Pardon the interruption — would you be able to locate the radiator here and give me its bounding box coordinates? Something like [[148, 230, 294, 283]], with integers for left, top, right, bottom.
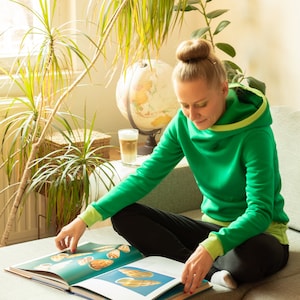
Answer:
[[0, 169, 56, 245], [0, 100, 55, 245]]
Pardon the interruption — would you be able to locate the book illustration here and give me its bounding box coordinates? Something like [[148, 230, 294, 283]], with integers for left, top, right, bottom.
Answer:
[[50, 253, 70, 262], [92, 245, 116, 252], [117, 244, 131, 253], [119, 268, 153, 278], [89, 259, 114, 271], [35, 260, 73, 272], [95, 266, 175, 297], [78, 256, 94, 266], [106, 249, 121, 259], [116, 277, 161, 287], [32, 245, 128, 273], [12, 242, 143, 286]]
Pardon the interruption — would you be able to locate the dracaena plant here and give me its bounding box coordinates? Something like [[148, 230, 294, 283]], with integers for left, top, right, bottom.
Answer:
[[0, 0, 189, 246], [0, 1, 115, 239], [28, 115, 116, 233], [175, 0, 266, 94]]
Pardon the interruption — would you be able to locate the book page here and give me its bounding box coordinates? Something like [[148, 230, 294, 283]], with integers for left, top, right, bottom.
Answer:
[[8, 242, 143, 287], [72, 256, 185, 300]]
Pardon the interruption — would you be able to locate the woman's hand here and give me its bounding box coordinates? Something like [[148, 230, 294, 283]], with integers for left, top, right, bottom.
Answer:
[[182, 245, 213, 294], [55, 217, 87, 253]]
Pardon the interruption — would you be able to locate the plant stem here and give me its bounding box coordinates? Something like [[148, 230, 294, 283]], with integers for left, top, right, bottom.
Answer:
[[199, 0, 215, 51], [0, 0, 129, 246]]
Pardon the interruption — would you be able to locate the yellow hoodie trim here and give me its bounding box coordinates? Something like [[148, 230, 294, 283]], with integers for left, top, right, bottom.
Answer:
[[210, 84, 268, 132], [78, 205, 103, 227], [200, 233, 224, 260]]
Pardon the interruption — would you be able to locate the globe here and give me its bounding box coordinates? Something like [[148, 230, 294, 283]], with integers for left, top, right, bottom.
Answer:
[[116, 59, 179, 153]]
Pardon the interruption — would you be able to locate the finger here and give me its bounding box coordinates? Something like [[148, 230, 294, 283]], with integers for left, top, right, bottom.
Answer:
[[55, 234, 66, 250], [181, 267, 188, 284], [183, 271, 195, 293], [184, 271, 205, 294], [189, 273, 202, 294], [70, 236, 79, 253], [55, 229, 70, 250], [182, 260, 195, 292]]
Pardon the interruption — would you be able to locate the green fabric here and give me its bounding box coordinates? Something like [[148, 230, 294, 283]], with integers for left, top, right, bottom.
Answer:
[[79, 205, 103, 227], [200, 233, 224, 260], [86, 83, 289, 257]]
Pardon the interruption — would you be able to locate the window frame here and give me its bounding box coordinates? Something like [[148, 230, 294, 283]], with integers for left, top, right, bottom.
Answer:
[[0, 0, 78, 98]]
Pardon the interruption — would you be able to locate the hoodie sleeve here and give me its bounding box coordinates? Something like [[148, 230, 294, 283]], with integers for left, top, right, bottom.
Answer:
[[207, 129, 276, 255], [79, 113, 185, 226]]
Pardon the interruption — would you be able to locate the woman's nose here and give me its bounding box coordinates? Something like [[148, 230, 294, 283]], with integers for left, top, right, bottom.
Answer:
[[189, 107, 199, 120]]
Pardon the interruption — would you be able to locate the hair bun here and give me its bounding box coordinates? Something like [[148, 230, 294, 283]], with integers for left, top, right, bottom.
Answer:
[[176, 39, 211, 63]]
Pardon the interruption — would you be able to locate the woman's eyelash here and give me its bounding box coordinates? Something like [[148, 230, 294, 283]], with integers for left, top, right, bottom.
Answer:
[[195, 102, 207, 108], [180, 101, 207, 109]]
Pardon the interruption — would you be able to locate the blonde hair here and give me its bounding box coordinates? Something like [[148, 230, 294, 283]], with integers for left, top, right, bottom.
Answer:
[[173, 39, 227, 87]]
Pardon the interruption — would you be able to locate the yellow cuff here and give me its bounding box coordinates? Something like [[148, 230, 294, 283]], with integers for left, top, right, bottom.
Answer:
[[78, 205, 103, 227], [200, 233, 224, 260]]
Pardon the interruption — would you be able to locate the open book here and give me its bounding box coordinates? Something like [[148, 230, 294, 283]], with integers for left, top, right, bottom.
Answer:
[[6, 242, 211, 300]]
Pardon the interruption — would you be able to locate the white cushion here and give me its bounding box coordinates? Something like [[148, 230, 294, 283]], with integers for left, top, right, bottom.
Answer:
[[271, 106, 300, 231]]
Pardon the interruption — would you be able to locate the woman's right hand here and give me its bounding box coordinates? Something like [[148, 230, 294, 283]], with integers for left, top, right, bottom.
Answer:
[[55, 217, 86, 253], [182, 245, 213, 294]]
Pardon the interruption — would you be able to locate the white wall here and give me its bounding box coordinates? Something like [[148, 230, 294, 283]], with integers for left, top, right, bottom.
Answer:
[[211, 0, 300, 108], [67, 1, 300, 145]]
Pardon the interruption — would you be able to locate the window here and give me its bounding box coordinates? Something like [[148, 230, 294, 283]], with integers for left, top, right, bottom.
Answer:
[[0, 0, 77, 97], [0, 0, 42, 58]]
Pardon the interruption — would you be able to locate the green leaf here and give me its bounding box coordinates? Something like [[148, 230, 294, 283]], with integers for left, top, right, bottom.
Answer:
[[223, 60, 243, 73], [232, 73, 245, 83], [174, 4, 198, 12], [216, 42, 236, 57], [246, 76, 266, 94], [214, 20, 230, 35], [223, 60, 243, 83], [187, 0, 200, 4], [206, 9, 229, 19], [191, 27, 210, 39]]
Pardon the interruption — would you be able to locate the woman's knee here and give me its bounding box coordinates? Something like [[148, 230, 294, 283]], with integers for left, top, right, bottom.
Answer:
[[111, 203, 145, 232], [215, 233, 288, 283]]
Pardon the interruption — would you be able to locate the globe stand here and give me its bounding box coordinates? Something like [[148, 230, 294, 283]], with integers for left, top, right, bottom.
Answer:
[[138, 132, 159, 155]]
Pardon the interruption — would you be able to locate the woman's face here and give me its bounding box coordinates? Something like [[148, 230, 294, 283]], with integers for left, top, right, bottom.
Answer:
[[173, 78, 228, 130]]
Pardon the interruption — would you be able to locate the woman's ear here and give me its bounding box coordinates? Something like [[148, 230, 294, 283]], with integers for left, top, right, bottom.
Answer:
[[221, 81, 229, 96]]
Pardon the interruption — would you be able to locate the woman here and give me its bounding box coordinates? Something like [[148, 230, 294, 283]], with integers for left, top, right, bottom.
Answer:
[[55, 39, 289, 294]]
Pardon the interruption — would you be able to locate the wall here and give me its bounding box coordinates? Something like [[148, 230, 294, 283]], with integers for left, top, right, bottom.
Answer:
[[212, 0, 300, 108], [67, 1, 300, 145]]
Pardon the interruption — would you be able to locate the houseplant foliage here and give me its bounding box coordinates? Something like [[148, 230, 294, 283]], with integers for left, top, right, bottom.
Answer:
[[0, 0, 114, 239], [0, 0, 189, 246], [28, 112, 115, 233]]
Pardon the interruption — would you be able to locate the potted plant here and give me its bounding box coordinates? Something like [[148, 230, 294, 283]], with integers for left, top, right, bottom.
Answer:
[[176, 0, 266, 93], [29, 116, 114, 233], [0, 0, 189, 245]]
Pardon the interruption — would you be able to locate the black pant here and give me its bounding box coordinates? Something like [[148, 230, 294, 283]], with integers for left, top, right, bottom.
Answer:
[[111, 203, 289, 284]]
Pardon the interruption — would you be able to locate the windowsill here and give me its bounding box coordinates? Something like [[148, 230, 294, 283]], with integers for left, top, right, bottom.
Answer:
[[0, 70, 84, 98]]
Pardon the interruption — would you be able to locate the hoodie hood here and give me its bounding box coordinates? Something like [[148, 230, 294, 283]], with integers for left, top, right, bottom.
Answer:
[[211, 83, 271, 133], [186, 83, 272, 148]]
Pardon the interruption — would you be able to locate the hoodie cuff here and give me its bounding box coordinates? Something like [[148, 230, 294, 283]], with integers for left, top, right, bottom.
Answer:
[[200, 233, 224, 260], [78, 205, 103, 227]]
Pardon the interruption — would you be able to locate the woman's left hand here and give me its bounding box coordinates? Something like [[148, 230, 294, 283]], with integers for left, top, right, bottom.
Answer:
[[181, 245, 213, 294]]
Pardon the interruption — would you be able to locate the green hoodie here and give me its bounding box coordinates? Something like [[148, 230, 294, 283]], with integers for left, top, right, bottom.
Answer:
[[80, 83, 289, 260]]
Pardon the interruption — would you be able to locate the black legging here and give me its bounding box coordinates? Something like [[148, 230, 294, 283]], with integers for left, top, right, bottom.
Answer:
[[111, 203, 289, 284]]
